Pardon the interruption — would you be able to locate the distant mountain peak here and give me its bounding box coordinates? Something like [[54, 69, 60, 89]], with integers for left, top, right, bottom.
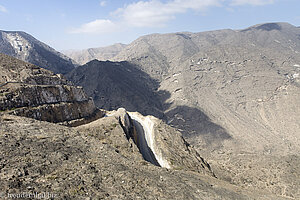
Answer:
[[240, 22, 295, 32], [0, 30, 75, 74], [254, 23, 282, 31], [62, 43, 128, 65]]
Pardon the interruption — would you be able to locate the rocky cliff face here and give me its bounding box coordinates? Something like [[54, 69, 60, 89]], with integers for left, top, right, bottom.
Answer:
[[0, 53, 102, 125], [0, 31, 75, 74]]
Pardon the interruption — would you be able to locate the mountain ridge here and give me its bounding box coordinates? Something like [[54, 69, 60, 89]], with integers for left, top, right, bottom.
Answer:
[[64, 22, 299, 66], [0, 30, 75, 74], [62, 43, 127, 65], [66, 22, 300, 198]]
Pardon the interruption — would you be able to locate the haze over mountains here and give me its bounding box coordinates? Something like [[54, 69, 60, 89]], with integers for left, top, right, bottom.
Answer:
[[1, 22, 300, 199], [63, 43, 127, 65]]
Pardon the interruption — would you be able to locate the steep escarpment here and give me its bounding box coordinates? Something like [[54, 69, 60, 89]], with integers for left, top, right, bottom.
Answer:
[[0, 30, 75, 74], [0, 53, 102, 125]]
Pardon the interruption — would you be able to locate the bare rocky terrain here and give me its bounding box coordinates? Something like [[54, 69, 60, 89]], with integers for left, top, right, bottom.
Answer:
[[0, 54, 286, 199], [1, 22, 300, 199], [0, 114, 286, 200], [66, 22, 300, 199], [0, 30, 75, 74], [0, 53, 102, 126]]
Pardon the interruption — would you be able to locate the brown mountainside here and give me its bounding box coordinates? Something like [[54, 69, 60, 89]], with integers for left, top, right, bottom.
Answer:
[[0, 53, 279, 199], [67, 22, 300, 198]]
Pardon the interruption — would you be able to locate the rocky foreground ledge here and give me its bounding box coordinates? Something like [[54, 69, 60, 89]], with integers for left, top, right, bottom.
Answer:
[[0, 113, 286, 199], [78, 108, 215, 176]]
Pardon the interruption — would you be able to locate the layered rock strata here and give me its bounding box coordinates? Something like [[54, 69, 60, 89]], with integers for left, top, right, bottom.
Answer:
[[0, 53, 102, 125]]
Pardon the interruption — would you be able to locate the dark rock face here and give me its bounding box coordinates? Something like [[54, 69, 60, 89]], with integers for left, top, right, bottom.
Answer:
[[0, 53, 101, 125], [0, 31, 75, 74], [241, 23, 283, 32], [66, 60, 166, 119], [0, 84, 88, 110], [255, 23, 282, 31]]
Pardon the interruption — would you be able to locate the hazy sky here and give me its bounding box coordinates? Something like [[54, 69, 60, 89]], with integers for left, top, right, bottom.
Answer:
[[0, 0, 299, 50]]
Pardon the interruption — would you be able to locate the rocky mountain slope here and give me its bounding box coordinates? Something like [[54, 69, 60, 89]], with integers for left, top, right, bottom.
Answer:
[[0, 48, 290, 199], [0, 112, 287, 199], [66, 60, 165, 119], [66, 22, 300, 198], [0, 53, 101, 126], [0, 30, 75, 74], [63, 43, 127, 65]]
